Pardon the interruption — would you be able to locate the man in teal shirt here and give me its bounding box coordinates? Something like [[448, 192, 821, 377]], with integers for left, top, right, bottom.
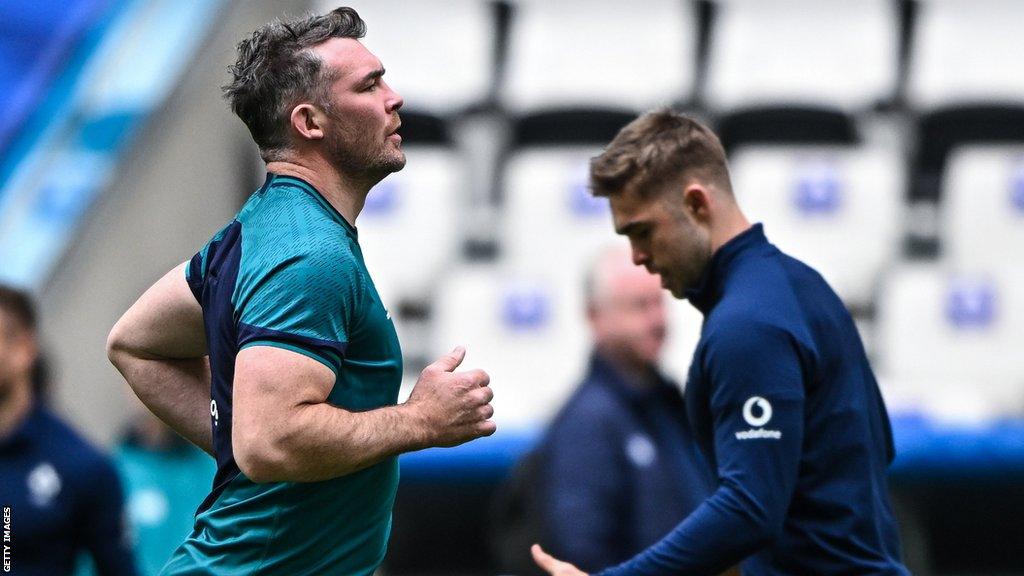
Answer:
[[106, 7, 496, 575]]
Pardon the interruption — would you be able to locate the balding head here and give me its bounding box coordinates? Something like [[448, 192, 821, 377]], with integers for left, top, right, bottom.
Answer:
[[585, 245, 668, 370]]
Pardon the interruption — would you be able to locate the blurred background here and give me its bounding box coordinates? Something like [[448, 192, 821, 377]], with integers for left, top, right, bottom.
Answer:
[[2, 0, 1023, 574]]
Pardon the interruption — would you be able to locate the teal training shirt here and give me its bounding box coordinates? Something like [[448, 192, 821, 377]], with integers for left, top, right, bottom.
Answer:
[[162, 174, 403, 576]]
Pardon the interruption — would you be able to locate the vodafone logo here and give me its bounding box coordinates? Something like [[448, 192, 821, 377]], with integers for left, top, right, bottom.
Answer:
[[742, 396, 773, 427]]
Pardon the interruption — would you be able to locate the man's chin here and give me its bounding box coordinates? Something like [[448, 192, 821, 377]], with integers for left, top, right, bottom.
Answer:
[[382, 151, 406, 173]]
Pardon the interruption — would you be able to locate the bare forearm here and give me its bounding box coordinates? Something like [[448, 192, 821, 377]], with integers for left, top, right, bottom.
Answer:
[[112, 352, 214, 456], [239, 401, 428, 482]]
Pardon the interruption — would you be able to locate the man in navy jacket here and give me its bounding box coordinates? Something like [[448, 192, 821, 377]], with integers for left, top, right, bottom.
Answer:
[[538, 247, 715, 572], [0, 286, 137, 576], [532, 111, 908, 575]]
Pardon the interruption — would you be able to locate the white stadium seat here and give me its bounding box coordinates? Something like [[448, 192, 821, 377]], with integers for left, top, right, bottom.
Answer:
[[501, 0, 697, 112], [875, 265, 1024, 422], [431, 265, 589, 430], [501, 146, 627, 290], [357, 146, 466, 300], [907, 0, 1024, 110], [941, 145, 1024, 269], [704, 0, 899, 112], [319, 0, 496, 114], [730, 145, 905, 309]]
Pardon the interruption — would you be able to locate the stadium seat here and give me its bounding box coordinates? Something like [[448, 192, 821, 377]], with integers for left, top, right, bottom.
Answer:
[[875, 265, 1024, 421], [501, 0, 697, 112], [729, 145, 905, 310], [906, 0, 1024, 111], [318, 0, 497, 115], [430, 265, 589, 429], [500, 145, 625, 290], [704, 0, 899, 112], [941, 145, 1024, 269]]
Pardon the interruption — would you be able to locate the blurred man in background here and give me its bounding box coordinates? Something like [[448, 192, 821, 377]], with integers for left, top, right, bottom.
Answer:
[[533, 110, 907, 575], [106, 7, 494, 576], [533, 246, 714, 573], [76, 411, 216, 576], [0, 285, 137, 576]]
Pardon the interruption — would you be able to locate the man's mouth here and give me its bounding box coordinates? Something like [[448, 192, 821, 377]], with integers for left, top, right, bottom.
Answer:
[[387, 123, 402, 143]]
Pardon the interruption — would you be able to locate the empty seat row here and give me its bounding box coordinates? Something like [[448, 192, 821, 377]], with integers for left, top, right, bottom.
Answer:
[[419, 261, 1024, 429], [320, 0, 1024, 116]]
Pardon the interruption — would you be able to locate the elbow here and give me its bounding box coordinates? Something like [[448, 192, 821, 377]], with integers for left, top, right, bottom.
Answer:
[[233, 429, 291, 484], [743, 504, 786, 548], [105, 320, 128, 367], [721, 480, 786, 547]]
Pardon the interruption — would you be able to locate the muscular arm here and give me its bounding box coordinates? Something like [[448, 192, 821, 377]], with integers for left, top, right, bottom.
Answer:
[[232, 345, 495, 483], [106, 262, 213, 455]]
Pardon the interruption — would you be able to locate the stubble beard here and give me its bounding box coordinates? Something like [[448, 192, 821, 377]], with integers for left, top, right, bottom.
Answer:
[[675, 228, 713, 298], [326, 116, 406, 183]]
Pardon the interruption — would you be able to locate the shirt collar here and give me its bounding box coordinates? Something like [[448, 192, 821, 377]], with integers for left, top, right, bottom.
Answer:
[[266, 173, 359, 240], [684, 223, 767, 315]]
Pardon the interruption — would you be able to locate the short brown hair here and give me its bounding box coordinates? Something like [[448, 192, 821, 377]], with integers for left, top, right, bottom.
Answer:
[[590, 109, 731, 198]]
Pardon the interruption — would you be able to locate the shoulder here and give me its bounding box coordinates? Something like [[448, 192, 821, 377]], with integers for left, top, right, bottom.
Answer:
[[236, 211, 363, 304], [700, 310, 801, 368]]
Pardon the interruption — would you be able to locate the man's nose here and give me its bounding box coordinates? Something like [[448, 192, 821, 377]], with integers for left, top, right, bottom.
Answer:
[[631, 246, 649, 268], [385, 84, 403, 112]]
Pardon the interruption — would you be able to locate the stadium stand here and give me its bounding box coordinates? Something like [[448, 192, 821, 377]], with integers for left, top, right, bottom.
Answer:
[[703, 0, 900, 112], [321, 0, 499, 115], [905, 0, 1024, 111], [729, 145, 905, 311], [430, 264, 588, 429], [941, 145, 1024, 269], [876, 264, 1024, 422], [0, 0, 106, 161], [0, 0, 225, 289], [3, 1, 1024, 574]]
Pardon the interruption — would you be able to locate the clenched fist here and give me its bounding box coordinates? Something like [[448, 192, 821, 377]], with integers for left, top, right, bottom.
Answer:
[[404, 346, 496, 448]]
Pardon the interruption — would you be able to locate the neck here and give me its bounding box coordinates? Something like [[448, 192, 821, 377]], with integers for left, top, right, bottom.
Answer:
[[597, 344, 656, 389], [266, 157, 376, 227], [708, 205, 752, 254], [0, 379, 33, 439]]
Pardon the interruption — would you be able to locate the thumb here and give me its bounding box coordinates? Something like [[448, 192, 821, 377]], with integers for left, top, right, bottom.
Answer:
[[429, 346, 466, 373], [531, 544, 558, 572]]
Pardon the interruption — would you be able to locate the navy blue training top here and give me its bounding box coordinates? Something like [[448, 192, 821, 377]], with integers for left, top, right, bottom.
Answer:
[[0, 404, 136, 576], [539, 352, 715, 572], [599, 224, 908, 576]]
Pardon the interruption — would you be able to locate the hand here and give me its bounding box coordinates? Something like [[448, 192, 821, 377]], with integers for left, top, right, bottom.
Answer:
[[404, 346, 496, 448], [532, 544, 588, 576]]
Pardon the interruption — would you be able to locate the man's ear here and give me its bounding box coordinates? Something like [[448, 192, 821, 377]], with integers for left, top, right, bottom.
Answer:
[[289, 103, 326, 142], [681, 183, 713, 224]]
